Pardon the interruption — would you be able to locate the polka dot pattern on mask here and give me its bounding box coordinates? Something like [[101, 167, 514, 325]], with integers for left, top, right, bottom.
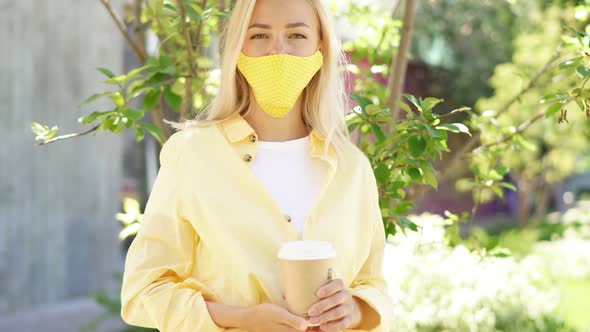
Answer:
[[237, 50, 323, 118]]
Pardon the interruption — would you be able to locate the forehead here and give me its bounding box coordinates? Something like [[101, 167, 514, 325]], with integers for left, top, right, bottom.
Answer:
[[249, 0, 318, 27]]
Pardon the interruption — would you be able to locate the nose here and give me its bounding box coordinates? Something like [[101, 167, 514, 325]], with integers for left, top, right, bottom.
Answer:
[[269, 36, 287, 55]]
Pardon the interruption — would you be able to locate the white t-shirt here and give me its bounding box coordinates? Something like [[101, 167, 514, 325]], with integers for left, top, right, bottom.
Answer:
[[250, 135, 326, 238]]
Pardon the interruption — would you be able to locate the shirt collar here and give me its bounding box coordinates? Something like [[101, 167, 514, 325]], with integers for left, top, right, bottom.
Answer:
[[220, 114, 256, 143], [219, 114, 337, 166]]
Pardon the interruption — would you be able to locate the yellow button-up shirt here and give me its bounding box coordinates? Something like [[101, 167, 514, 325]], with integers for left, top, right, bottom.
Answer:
[[120, 115, 392, 331]]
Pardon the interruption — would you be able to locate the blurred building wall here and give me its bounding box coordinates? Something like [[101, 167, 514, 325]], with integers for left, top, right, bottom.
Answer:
[[0, 0, 124, 314]]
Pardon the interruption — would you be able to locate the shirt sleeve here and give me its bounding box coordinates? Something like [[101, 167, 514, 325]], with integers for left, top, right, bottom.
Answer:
[[348, 161, 393, 332], [120, 133, 224, 332]]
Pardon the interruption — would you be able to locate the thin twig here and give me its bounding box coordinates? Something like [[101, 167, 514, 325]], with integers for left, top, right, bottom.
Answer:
[[471, 110, 548, 154], [434, 107, 471, 121], [496, 43, 565, 119], [176, 0, 199, 117], [132, 0, 146, 53], [387, 0, 418, 120], [99, 0, 147, 63], [176, 0, 198, 78], [439, 43, 566, 181], [156, 98, 171, 143], [37, 124, 101, 146]]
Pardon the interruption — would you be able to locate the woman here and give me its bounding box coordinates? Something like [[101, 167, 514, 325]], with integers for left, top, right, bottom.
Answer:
[[120, 0, 392, 331]]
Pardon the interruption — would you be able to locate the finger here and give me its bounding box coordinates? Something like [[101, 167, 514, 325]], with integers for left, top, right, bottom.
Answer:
[[274, 307, 309, 331], [319, 315, 352, 332], [308, 291, 349, 317], [309, 303, 353, 326], [316, 278, 345, 298]]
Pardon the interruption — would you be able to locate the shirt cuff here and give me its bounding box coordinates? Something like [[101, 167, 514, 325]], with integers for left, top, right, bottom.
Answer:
[[142, 288, 225, 332], [348, 285, 392, 332]]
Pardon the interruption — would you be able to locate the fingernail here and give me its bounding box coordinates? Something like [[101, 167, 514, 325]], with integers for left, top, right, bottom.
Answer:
[[317, 290, 324, 297], [308, 308, 317, 316]]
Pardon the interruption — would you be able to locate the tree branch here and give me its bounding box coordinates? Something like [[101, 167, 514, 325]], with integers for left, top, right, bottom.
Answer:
[[387, 0, 418, 120], [176, 0, 198, 78], [438, 43, 565, 181], [99, 0, 147, 64], [471, 110, 548, 155], [156, 98, 172, 143], [176, 0, 199, 118], [132, 0, 146, 54], [37, 124, 101, 146]]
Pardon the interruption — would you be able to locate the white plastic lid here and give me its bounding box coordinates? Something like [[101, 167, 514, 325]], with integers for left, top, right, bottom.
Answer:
[[277, 240, 336, 260]]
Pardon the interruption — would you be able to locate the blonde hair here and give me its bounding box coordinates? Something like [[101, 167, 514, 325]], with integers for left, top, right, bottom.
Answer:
[[172, 0, 351, 156]]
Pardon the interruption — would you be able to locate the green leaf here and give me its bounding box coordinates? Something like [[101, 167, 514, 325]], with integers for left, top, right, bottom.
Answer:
[[134, 125, 146, 142], [403, 94, 421, 111], [159, 54, 173, 68], [499, 182, 516, 191], [102, 73, 132, 85], [97, 67, 115, 78], [559, 57, 583, 69], [143, 89, 162, 110], [46, 126, 58, 139], [545, 103, 562, 118], [393, 201, 414, 215], [435, 123, 471, 135], [163, 87, 182, 112], [421, 97, 443, 112], [119, 223, 141, 241], [422, 124, 442, 138], [121, 108, 144, 122], [538, 93, 568, 104], [575, 98, 586, 113], [186, 5, 202, 22], [490, 185, 504, 198], [374, 163, 390, 184], [140, 122, 164, 144], [30, 122, 49, 136], [110, 92, 125, 107], [163, 3, 177, 12], [78, 111, 115, 125], [365, 104, 381, 116], [422, 167, 438, 189], [576, 66, 590, 79], [489, 248, 512, 258], [126, 65, 150, 78], [496, 165, 509, 176], [78, 92, 111, 108], [131, 72, 167, 94], [562, 24, 584, 37], [471, 165, 481, 177], [397, 217, 418, 232], [349, 93, 373, 112], [397, 100, 414, 117], [408, 135, 426, 157], [407, 167, 421, 181], [347, 121, 360, 133], [370, 123, 386, 144]]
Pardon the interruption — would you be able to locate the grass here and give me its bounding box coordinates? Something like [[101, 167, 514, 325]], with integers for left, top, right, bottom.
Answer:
[[560, 278, 590, 332]]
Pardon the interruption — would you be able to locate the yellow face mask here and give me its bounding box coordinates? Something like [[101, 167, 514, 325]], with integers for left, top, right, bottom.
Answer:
[[236, 50, 323, 118]]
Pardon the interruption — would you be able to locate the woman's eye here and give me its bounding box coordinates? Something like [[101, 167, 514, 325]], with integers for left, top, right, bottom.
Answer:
[[251, 34, 267, 40], [290, 33, 307, 39]]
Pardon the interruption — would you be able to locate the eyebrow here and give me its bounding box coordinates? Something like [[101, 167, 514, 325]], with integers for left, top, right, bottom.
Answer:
[[248, 22, 310, 29]]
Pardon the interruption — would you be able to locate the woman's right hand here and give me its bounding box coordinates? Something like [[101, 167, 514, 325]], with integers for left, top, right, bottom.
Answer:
[[241, 303, 310, 332]]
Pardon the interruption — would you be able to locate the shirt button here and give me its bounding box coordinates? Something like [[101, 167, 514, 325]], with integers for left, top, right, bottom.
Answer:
[[243, 154, 253, 162], [249, 134, 257, 143], [285, 214, 292, 223]]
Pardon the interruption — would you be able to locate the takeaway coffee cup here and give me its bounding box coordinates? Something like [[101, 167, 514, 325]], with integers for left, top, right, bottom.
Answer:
[[278, 240, 336, 324]]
